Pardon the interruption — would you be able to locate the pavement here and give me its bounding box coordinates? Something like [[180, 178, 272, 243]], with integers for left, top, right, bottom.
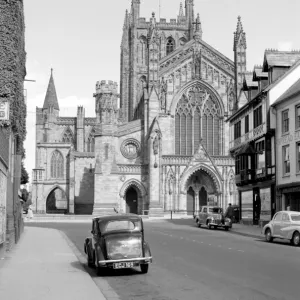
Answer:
[[0, 227, 106, 300]]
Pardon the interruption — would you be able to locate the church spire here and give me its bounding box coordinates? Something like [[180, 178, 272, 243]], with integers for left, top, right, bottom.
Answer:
[[233, 16, 247, 111], [179, 2, 184, 17], [43, 68, 59, 111]]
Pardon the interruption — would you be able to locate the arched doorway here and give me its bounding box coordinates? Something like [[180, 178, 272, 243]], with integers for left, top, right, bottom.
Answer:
[[125, 187, 138, 214], [46, 188, 67, 214], [199, 187, 207, 207], [186, 187, 195, 215]]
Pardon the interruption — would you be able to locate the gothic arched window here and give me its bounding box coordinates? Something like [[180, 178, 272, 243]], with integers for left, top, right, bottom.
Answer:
[[87, 128, 95, 152], [51, 151, 64, 179], [62, 127, 74, 144], [138, 36, 147, 65], [175, 86, 222, 156], [166, 38, 175, 56]]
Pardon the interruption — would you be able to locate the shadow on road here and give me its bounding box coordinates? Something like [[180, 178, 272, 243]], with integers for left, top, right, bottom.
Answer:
[[82, 263, 144, 278]]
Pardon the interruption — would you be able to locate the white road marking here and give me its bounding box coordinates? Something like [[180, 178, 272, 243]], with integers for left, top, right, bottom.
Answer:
[[228, 248, 232, 250], [238, 250, 244, 252]]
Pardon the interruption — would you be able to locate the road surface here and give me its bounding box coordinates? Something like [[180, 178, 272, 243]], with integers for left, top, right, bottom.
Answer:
[[26, 219, 300, 300]]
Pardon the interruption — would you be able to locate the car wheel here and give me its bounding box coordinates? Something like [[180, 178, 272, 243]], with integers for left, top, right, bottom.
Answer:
[[292, 231, 300, 246], [87, 251, 94, 267], [196, 219, 201, 228], [94, 252, 103, 276], [140, 264, 149, 274], [207, 221, 211, 229], [224, 227, 229, 231], [265, 228, 273, 243]]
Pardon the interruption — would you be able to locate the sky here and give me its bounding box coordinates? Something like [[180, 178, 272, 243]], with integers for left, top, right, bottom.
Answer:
[[23, 0, 300, 183]]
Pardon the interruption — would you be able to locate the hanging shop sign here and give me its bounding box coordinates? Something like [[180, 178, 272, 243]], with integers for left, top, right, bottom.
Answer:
[[0, 101, 10, 121]]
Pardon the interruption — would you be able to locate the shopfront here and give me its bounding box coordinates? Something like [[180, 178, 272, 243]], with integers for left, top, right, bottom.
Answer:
[[277, 184, 300, 212], [239, 184, 275, 225]]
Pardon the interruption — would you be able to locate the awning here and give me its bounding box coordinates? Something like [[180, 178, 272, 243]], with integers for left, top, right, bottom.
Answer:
[[235, 143, 257, 156]]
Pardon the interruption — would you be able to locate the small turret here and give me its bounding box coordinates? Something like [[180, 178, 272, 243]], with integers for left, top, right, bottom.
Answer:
[[76, 106, 85, 152], [94, 80, 119, 125]]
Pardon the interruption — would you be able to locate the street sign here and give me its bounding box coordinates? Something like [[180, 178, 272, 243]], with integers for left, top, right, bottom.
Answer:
[[0, 101, 10, 121]]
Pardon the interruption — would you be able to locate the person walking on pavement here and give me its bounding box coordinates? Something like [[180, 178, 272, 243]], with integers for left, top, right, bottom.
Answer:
[[225, 203, 234, 222]]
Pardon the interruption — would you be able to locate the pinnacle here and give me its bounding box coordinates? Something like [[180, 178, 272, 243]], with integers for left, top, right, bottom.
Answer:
[[236, 15, 243, 33], [179, 2, 184, 17], [43, 69, 59, 111]]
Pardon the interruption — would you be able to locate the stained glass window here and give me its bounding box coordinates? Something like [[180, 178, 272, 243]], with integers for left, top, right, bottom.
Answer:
[[51, 151, 64, 179], [62, 127, 74, 144], [175, 86, 221, 156], [87, 128, 95, 152]]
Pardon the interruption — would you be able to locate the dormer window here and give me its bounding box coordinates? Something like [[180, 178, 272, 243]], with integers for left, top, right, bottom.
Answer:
[[166, 38, 175, 55]]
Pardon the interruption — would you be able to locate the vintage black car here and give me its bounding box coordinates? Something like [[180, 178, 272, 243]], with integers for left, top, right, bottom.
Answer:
[[84, 214, 152, 275]]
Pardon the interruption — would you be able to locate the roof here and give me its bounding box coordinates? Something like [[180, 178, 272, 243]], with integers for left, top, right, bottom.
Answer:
[[243, 72, 258, 90], [43, 69, 60, 110], [271, 78, 300, 107], [253, 66, 268, 81], [263, 50, 300, 72], [93, 213, 142, 222]]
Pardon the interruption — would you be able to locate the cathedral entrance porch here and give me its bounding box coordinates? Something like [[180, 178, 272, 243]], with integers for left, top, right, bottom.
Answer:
[[125, 187, 138, 214], [46, 187, 68, 214], [184, 168, 220, 215]]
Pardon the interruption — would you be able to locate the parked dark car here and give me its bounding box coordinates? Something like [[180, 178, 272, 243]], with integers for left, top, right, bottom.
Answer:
[[84, 214, 152, 275]]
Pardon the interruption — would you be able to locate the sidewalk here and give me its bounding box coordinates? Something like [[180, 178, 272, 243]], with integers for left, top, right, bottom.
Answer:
[[0, 227, 106, 300], [230, 223, 264, 239]]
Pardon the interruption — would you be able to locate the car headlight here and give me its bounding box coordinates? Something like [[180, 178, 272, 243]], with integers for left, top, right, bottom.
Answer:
[[210, 217, 214, 221]]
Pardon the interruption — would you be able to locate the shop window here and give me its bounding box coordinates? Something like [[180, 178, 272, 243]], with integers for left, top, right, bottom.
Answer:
[[282, 110, 289, 134], [244, 115, 249, 134], [296, 105, 300, 129], [297, 143, 300, 172], [283, 145, 290, 175], [255, 140, 265, 170], [253, 106, 262, 128]]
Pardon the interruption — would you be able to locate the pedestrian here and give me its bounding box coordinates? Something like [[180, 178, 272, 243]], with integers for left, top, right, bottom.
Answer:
[[225, 203, 234, 221], [287, 205, 291, 211], [27, 206, 34, 219]]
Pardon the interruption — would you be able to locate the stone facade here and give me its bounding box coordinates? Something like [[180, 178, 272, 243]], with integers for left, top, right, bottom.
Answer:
[[32, 1, 245, 216]]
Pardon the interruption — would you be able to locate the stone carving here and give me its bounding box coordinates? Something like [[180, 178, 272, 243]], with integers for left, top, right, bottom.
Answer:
[[120, 175, 126, 182], [120, 138, 141, 160], [159, 77, 167, 112]]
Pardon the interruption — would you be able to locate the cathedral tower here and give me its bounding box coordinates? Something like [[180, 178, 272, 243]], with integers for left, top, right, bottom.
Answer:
[[93, 80, 120, 215]]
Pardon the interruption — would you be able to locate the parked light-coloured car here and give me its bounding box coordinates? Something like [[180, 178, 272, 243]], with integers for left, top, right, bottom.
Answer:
[[262, 211, 300, 246]]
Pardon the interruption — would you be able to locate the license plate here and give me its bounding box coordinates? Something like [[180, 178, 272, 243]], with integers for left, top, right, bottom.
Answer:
[[113, 262, 134, 269]]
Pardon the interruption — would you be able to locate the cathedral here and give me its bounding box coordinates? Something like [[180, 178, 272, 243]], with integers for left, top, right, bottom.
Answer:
[[31, 0, 247, 216]]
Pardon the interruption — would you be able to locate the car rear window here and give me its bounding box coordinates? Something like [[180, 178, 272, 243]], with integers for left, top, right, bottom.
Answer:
[[104, 220, 135, 233], [291, 215, 300, 221], [209, 208, 223, 213]]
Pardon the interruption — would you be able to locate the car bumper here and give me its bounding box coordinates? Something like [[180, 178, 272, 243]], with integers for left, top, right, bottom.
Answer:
[[210, 221, 232, 228], [98, 256, 153, 265]]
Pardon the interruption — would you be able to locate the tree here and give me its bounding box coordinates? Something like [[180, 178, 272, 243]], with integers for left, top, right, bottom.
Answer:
[[21, 162, 29, 185]]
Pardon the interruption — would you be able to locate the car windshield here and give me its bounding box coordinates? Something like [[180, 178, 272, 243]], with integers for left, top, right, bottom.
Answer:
[[291, 215, 300, 221], [209, 208, 223, 213]]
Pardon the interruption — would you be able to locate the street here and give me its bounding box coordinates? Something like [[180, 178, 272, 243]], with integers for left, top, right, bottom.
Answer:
[[26, 219, 300, 300]]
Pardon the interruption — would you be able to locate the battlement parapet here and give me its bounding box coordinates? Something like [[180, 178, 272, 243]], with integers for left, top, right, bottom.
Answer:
[[95, 80, 118, 95]]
